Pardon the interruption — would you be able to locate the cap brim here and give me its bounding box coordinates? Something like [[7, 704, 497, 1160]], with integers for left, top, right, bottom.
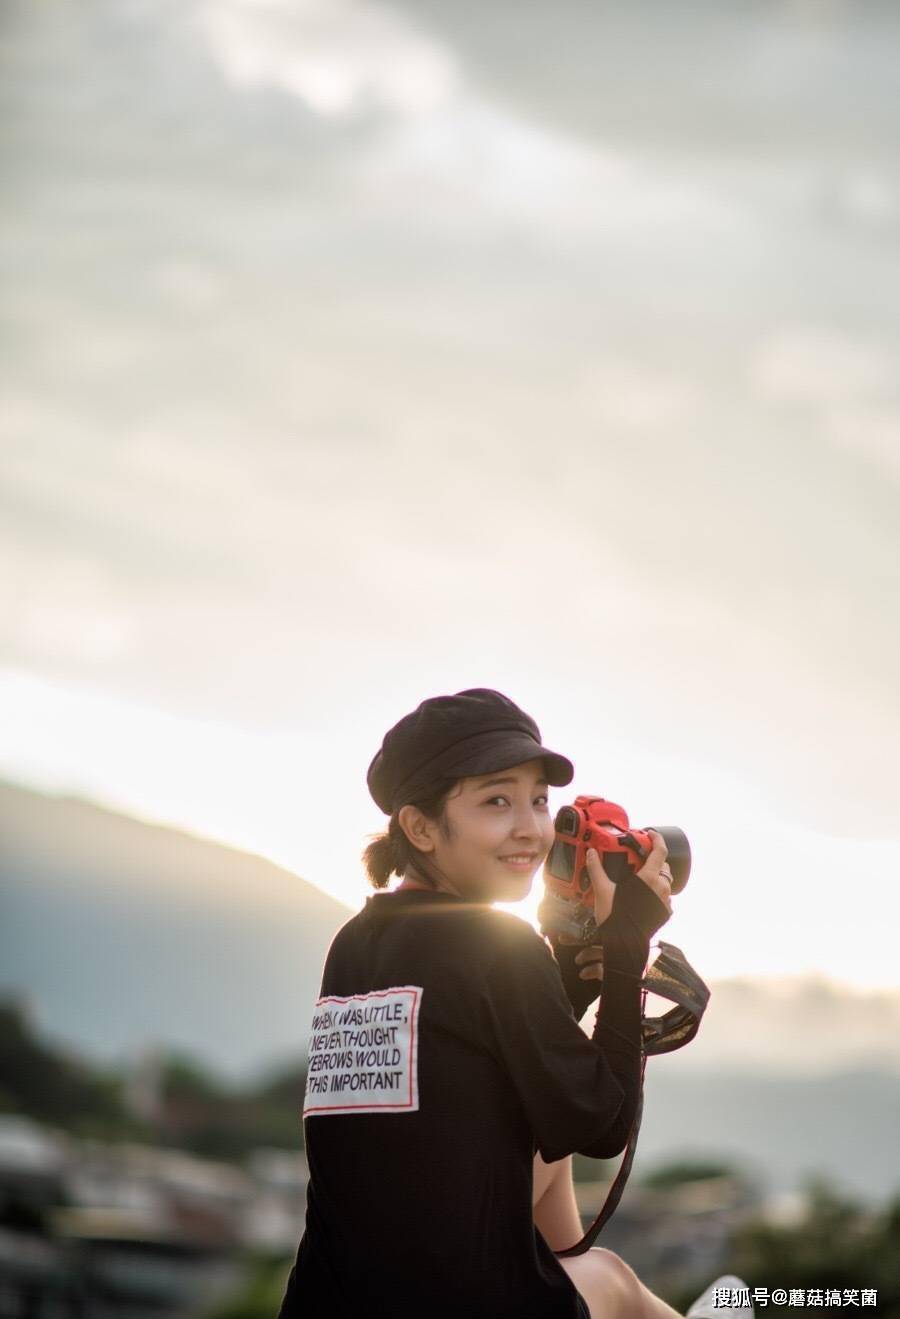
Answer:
[[441, 730, 574, 787]]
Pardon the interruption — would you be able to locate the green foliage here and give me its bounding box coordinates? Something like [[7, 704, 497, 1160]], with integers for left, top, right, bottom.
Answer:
[[729, 1177, 900, 1312], [572, 1151, 618, 1182], [161, 1053, 225, 1103], [641, 1158, 739, 1189], [668, 1178, 900, 1319], [153, 1054, 306, 1161], [0, 996, 306, 1161], [0, 998, 127, 1133], [202, 1254, 293, 1319], [254, 1062, 308, 1106]]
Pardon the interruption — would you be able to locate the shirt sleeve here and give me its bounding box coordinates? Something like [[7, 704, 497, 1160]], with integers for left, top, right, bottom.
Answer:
[[480, 924, 631, 1163], [548, 870, 672, 1021]]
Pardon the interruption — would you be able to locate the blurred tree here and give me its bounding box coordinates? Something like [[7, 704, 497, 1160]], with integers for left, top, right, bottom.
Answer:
[[0, 998, 125, 1132], [641, 1158, 740, 1189], [154, 1054, 306, 1159], [670, 1177, 900, 1319], [0, 998, 308, 1158], [202, 1253, 292, 1319]]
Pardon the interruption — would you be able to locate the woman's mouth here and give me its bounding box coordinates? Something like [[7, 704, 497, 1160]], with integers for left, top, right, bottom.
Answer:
[[498, 853, 539, 870]]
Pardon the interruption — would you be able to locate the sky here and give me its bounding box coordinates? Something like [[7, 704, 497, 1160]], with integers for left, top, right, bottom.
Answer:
[[2, 0, 899, 989]]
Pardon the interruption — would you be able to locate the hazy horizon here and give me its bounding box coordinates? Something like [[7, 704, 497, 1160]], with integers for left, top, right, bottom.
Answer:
[[5, 775, 900, 1204], [5, 775, 900, 1083]]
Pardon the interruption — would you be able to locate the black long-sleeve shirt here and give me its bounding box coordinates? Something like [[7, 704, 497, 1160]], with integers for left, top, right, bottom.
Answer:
[[551, 871, 669, 1155], [278, 874, 668, 1319]]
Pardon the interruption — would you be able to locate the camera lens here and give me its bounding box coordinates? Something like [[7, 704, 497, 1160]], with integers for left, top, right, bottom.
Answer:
[[650, 826, 691, 893]]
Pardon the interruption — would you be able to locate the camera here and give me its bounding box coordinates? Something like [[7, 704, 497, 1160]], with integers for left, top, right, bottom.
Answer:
[[538, 795, 691, 942]]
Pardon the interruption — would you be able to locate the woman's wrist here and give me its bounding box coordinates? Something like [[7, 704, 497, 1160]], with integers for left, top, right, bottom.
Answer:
[[600, 872, 670, 945], [550, 938, 603, 1019], [599, 926, 652, 978]]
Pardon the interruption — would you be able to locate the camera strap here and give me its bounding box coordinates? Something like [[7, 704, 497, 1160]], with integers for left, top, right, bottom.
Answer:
[[554, 1048, 648, 1257], [554, 941, 710, 1257]]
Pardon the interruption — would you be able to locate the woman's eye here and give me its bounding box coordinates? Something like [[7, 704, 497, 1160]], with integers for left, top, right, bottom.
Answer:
[[483, 794, 548, 808]]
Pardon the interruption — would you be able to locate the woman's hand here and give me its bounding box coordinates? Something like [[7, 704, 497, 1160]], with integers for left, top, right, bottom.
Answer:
[[565, 831, 674, 983]]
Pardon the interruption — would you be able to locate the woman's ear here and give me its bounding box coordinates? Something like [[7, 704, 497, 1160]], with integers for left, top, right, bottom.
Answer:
[[397, 804, 437, 854]]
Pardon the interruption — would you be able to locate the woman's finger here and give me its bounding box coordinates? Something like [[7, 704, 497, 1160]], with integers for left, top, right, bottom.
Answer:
[[574, 946, 603, 965], [576, 944, 604, 980], [635, 829, 674, 912], [586, 847, 616, 928], [636, 829, 668, 880]]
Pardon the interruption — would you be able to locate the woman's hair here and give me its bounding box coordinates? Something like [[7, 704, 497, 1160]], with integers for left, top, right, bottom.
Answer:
[[362, 777, 460, 889]]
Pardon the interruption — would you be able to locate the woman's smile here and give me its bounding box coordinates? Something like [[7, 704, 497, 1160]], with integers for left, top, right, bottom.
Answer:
[[498, 852, 541, 870]]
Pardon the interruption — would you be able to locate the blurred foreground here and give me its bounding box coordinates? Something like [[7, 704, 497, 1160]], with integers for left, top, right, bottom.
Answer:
[[2, 1002, 898, 1318]]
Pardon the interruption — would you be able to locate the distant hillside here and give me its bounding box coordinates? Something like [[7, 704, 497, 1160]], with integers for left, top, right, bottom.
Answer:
[[635, 973, 900, 1076], [4, 779, 900, 1080], [635, 1064, 900, 1205], [0, 779, 350, 1080], [2, 779, 899, 1201]]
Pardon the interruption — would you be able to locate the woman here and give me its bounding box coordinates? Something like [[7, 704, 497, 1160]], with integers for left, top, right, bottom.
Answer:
[[278, 688, 746, 1319]]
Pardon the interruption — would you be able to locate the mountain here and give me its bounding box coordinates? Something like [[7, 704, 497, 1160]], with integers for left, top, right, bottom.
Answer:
[[638, 974, 900, 1077], [634, 1064, 900, 1205], [5, 778, 900, 1082], [2, 779, 899, 1200], [0, 779, 350, 1081]]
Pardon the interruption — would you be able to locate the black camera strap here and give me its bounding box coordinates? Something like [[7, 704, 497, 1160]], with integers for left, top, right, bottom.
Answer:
[[554, 1048, 648, 1257], [554, 941, 710, 1257]]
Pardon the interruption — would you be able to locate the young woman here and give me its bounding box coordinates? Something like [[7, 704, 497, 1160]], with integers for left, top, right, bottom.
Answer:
[[277, 688, 743, 1319]]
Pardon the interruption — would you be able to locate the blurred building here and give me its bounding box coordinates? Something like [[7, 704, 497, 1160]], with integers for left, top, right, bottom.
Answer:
[[577, 1170, 763, 1293], [0, 1114, 308, 1317]]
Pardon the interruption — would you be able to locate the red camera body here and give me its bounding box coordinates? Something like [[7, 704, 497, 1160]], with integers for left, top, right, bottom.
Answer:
[[540, 796, 690, 942]]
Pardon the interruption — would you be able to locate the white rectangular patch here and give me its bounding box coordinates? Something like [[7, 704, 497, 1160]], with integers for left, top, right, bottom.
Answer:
[[303, 985, 423, 1117]]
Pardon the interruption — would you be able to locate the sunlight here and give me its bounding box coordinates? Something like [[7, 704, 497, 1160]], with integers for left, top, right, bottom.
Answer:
[[3, 666, 897, 988]]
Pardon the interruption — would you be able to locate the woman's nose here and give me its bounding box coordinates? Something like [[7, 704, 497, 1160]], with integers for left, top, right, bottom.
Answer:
[[511, 807, 542, 838]]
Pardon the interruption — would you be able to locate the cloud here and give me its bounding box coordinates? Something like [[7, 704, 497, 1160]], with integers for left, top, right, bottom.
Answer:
[[825, 406, 900, 482], [577, 358, 702, 431], [752, 326, 894, 407], [196, 0, 457, 118], [193, 0, 742, 247], [351, 96, 746, 252], [750, 326, 900, 483], [4, 0, 899, 873]]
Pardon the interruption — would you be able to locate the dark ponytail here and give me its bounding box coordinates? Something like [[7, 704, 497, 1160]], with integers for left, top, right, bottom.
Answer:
[[362, 778, 459, 889]]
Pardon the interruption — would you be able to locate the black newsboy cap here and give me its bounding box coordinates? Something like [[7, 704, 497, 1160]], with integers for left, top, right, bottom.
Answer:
[[366, 687, 574, 815]]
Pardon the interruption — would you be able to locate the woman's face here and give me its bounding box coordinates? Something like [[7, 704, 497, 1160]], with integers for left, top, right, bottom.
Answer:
[[421, 757, 556, 903]]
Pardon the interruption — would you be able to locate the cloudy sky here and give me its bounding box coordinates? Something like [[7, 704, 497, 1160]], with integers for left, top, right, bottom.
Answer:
[[2, 0, 899, 988]]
